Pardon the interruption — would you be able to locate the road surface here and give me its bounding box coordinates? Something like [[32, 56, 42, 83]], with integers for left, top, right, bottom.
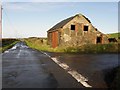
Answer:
[[2, 42, 119, 88]]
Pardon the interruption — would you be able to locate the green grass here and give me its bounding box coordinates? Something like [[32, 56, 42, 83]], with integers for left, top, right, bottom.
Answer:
[[0, 39, 19, 53], [107, 32, 120, 39], [2, 41, 18, 52], [64, 44, 119, 53], [107, 32, 120, 43]]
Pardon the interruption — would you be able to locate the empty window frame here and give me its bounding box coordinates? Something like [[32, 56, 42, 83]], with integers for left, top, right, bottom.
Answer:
[[84, 25, 88, 31], [71, 25, 75, 30]]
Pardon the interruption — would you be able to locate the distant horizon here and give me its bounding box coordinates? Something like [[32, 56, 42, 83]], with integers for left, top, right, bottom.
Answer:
[[2, 2, 118, 38], [2, 32, 120, 39], [2, 31, 120, 39]]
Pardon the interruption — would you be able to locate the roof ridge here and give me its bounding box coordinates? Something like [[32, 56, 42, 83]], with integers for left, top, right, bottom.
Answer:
[[47, 13, 91, 32], [48, 15, 75, 32]]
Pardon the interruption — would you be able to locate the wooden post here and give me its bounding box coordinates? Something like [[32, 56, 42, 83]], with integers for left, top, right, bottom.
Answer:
[[0, 3, 2, 39]]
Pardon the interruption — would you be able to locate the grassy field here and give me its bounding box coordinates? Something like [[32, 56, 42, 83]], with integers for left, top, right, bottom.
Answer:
[[107, 32, 120, 43], [0, 39, 19, 53], [107, 32, 120, 39]]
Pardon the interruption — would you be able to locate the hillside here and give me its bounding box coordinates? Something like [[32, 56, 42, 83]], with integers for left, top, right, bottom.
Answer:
[[107, 32, 120, 39]]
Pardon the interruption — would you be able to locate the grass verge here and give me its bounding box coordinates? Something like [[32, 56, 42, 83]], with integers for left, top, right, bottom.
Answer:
[[0, 39, 19, 53]]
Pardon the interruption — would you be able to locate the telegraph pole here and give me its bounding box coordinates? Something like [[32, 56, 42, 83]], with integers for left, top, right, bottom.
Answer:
[[0, 3, 2, 39]]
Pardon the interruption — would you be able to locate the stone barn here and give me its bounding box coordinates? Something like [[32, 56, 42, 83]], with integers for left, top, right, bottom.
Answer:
[[47, 14, 109, 48]]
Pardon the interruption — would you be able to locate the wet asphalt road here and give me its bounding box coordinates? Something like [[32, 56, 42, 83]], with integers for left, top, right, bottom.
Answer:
[[2, 42, 119, 88], [2, 42, 83, 88], [2, 42, 58, 88]]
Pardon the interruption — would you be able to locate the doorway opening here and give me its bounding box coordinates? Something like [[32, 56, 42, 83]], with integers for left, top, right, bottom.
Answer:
[[96, 36, 102, 44]]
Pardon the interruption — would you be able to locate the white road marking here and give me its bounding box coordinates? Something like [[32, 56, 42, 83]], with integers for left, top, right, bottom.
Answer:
[[41, 52, 92, 88], [43, 52, 51, 58]]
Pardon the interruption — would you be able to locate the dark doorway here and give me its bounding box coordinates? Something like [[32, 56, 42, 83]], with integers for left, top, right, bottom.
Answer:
[[108, 38, 117, 43], [97, 37, 102, 43], [84, 26, 88, 31]]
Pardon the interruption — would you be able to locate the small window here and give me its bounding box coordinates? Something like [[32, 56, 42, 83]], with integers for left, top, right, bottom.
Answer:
[[84, 26, 88, 31], [71, 25, 75, 30]]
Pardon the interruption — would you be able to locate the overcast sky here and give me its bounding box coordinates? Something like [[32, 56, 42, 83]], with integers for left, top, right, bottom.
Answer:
[[2, 1, 118, 38]]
